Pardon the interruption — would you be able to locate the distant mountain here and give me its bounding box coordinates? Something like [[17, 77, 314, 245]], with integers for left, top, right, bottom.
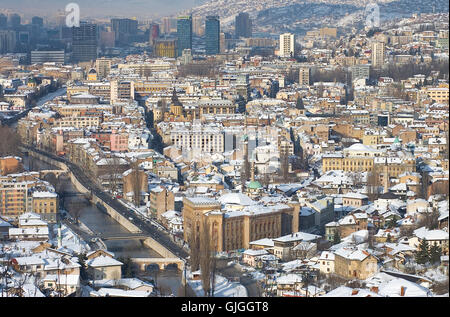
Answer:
[[182, 0, 449, 33]]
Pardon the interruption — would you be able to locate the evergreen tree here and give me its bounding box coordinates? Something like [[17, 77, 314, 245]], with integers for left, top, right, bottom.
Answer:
[[333, 230, 341, 245], [415, 239, 430, 265], [78, 253, 88, 280], [429, 244, 442, 264], [296, 97, 304, 110]]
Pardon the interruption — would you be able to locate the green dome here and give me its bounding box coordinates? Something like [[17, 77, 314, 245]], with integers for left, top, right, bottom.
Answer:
[[248, 181, 262, 189]]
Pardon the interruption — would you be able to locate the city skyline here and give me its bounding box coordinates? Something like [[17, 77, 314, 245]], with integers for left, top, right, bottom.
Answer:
[[0, 0, 448, 302]]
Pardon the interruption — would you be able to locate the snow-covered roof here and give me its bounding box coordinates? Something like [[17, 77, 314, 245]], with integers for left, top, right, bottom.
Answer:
[[32, 191, 58, 199], [334, 248, 372, 261], [86, 256, 123, 268], [276, 274, 303, 285], [93, 288, 152, 297], [243, 249, 269, 256], [321, 286, 381, 297], [218, 193, 257, 206], [414, 227, 449, 241], [273, 231, 321, 243], [249, 238, 274, 248]]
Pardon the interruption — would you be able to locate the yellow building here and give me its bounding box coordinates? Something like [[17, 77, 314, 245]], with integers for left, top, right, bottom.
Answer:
[[87, 68, 98, 81], [32, 191, 59, 223], [334, 248, 378, 280], [183, 194, 298, 252], [154, 39, 177, 58], [422, 85, 449, 104]]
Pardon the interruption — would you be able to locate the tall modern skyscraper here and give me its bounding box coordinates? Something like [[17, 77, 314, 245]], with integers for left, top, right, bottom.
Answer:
[[205, 16, 220, 55], [371, 42, 385, 68], [235, 12, 252, 38], [177, 16, 192, 57], [111, 18, 138, 46], [279, 33, 295, 57], [9, 14, 21, 29], [72, 22, 98, 63], [31, 16, 44, 27], [0, 30, 16, 54], [149, 24, 160, 45], [193, 16, 204, 36], [0, 14, 7, 29]]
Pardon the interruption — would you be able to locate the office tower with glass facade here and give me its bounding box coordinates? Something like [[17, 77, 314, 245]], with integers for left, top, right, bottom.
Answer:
[[0, 14, 7, 29], [205, 16, 220, 55], [235, 12, 252, 38], [177, 16, 192, 57], [72, 22, 98, 63]]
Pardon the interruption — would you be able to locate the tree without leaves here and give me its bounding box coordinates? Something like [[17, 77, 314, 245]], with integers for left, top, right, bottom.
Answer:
[[108, 157, 125, 195], [366, 171, 380, 202], [130, 161, 143, 207], [419, 208, 440, 230], [0, 125, 21, 157], [199, 219, 215, 297], [280, 149, 290, 183], [189, 232, 200, 272], [333, 230, 341, 245]]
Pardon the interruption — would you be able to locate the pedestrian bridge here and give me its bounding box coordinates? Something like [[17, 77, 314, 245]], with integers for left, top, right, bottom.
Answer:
[[130, 257, 185, 271]]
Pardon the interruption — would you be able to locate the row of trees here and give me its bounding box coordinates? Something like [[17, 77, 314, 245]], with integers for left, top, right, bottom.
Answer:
[[415, 239, 442, 265]]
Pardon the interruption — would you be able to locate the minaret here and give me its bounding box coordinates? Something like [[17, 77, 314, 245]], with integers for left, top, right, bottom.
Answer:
[[241, 115, 250, 192], [57, 222, 62, 249]]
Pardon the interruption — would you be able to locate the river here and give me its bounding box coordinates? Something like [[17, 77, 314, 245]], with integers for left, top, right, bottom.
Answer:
[[21, 153, 184, 296]]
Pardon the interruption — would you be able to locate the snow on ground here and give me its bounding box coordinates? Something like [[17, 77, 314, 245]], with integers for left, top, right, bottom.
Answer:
[[424, 267, 449, 283], [187, 272, 248, 297], [249, 271, 265, 281]]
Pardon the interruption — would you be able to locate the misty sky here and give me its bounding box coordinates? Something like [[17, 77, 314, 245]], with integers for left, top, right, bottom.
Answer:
[[0, 0, 204, 19]]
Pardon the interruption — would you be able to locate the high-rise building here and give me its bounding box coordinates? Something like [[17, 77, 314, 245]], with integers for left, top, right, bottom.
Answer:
[[205, 16, 220, 55], [235, 12, 252, 38], [0, 14, 7, 29], [220, 32, 226, 53], [371, 42, 385, 68], [8, 14, 21, 29], [193, 16, 204, 36], [0, 30, 16, 54], [154, 39, 177, 58], [181, 49, 193, 65], [351, 64, 370, 82], [236, 74, 250, 101], [31, 16, 44, 27], [72, 22, 98, 63], [149, 23, 160, 45], [111, 18, 138, 46], [299, 66, 311, 86], [279, 33, 295, 57], [162, 17, 171, 34], [177, 16, 192, 57], [96, 58, 112, 79]]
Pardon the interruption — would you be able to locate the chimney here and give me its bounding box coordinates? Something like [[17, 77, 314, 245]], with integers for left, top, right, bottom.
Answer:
[[400, 286, 405, 296]]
